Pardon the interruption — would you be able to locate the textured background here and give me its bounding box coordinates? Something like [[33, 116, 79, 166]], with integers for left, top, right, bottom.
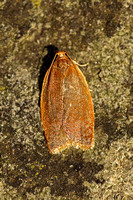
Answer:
[[0, 0, 132, 199]]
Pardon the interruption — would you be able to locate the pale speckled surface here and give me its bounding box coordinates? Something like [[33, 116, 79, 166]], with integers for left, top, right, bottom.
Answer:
[[0, 0, 132, 199]]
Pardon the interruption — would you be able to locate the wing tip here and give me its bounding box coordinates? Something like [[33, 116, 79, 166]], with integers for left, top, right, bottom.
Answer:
[[48, 140, 94, 154]]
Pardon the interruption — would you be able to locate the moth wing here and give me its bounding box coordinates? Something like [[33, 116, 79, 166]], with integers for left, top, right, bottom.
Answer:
[[62, 63, 94, 150], [41, 58, 70, 153]]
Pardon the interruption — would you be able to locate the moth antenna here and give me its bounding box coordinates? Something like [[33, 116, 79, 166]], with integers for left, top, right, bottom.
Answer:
[[73, 60, 89, 68]]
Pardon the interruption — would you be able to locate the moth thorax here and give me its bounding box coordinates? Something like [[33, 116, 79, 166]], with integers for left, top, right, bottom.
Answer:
[[57, 59, 69, 74]]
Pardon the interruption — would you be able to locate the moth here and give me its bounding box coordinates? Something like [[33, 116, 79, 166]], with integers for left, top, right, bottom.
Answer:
[[41, 51, 94, 154]]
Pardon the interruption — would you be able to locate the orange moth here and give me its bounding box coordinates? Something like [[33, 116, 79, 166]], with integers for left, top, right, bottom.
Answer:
[[41, 51, 94, 154]]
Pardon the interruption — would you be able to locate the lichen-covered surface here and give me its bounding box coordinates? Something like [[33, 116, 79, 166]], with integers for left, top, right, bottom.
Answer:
[[0, 0, 132, 199]]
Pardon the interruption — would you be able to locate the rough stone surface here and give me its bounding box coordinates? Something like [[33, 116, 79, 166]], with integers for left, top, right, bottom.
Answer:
[[0, 0, 132, 199]]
